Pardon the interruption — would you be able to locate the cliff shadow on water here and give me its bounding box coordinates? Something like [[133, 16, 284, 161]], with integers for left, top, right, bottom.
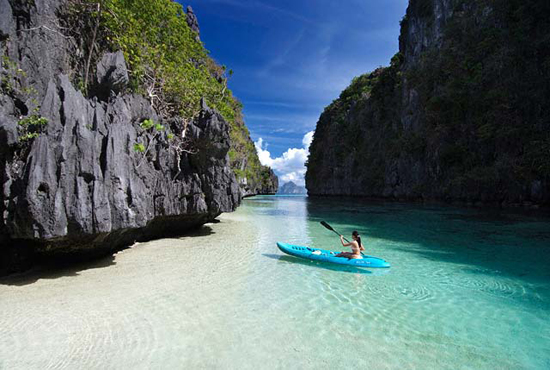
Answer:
[[305, 197, 550, 284]]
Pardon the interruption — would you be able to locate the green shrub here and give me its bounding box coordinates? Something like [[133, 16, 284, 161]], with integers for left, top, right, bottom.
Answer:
[[133, 143, 146, 153], [95, 0, 241, 122], [140, 119, 155, 130], [134, 118, 170, 159], [1, 55, 27, 95], [18, 114, 48, 143]]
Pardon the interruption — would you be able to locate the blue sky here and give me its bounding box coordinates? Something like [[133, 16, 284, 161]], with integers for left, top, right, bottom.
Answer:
[[180, 0, 409, 184]]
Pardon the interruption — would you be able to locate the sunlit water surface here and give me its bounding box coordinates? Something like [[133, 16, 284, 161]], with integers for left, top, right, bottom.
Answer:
[[1, 196, 549, 369]]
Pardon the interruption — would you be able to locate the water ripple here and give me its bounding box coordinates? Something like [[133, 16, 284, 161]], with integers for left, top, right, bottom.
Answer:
[[1, 196, 549, 369]]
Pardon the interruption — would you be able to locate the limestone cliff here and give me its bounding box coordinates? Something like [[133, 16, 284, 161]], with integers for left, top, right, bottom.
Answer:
[[182, 3, 277, 198], [306, 0, 550, 207], [0, 0, 270, 274], [229, 119, 279, 197]]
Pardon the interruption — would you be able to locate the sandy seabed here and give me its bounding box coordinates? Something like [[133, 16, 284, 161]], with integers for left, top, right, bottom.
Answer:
[[1, 196, 549, 369]]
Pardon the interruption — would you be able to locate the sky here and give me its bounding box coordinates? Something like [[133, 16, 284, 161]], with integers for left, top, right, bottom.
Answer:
[[180, 0, 409, 185]]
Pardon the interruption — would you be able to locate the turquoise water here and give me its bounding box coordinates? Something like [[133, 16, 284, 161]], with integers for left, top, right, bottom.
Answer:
[[1, 195, 549, 369]]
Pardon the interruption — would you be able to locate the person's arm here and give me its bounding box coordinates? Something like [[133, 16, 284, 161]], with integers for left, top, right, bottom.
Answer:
[[340, 235, 352, 247]]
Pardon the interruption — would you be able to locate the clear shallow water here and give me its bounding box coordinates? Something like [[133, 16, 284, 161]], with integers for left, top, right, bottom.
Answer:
[[1, 195, 550, 369]]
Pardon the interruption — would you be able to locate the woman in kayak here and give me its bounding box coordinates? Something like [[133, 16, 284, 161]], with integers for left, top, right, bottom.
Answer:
[[335, 231, 365, 259]]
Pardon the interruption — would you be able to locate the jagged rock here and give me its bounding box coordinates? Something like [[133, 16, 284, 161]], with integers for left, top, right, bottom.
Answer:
[[186, 6, 200, 36], [259, 169, 279, 195], [0, 0, 242, 275], [239, 167, 278, 198], [1, 70, 239, 265], [0, 0, 15, 39], [1, 0, 67, 99], [399, 0, 454, 66], [96, 51, 129, 95], [0, 96, 18, 150]]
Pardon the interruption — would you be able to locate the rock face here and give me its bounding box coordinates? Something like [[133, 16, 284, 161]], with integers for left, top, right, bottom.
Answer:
[[0, 1, 241, 274], [239, 166, 278, 197], [306, 0, 550, 207], [96, 51, 129, 96], [185, 6, 200, 38], [261, 169, 279, 195], [178, 4, 278, 198], [228, 117, 278, 197], [278, 181, 306, 195]]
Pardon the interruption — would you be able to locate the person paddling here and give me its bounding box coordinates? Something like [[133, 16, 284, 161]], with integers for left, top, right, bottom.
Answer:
[[335, 231, 365, 259]]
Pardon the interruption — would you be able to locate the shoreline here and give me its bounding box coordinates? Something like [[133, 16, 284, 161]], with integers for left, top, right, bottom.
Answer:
[[4, 193, 550, 277], [306, 193, 550, 212]]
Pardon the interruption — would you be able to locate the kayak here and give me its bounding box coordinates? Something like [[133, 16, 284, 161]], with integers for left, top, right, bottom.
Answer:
[[277, 242, 390, 268]]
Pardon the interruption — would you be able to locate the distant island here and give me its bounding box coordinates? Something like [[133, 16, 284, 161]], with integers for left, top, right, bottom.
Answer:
[[278, 181, 307, 195]]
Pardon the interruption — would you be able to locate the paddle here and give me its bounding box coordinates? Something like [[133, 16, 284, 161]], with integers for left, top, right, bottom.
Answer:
[[320, 221, 350, 243], [320, 221, 366, 257]]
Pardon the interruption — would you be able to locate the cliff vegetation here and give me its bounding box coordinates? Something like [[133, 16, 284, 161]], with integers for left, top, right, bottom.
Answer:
[[307, 0, 549, 206], [63, 0, 276, 195]]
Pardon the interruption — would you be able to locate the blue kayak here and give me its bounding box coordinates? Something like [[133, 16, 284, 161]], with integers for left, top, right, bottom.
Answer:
[[277, 242, 390, 268]]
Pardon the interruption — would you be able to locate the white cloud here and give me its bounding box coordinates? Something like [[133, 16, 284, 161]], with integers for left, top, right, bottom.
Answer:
[[302, 131, 314, 148], [254, 131, 315, 187]]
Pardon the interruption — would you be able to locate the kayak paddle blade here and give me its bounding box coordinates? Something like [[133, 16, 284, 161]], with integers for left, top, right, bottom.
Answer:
[[320, 221, 334, 231]]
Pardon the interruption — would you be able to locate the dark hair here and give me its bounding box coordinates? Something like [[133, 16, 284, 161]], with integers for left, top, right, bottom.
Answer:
[[352, 230, 362, 249]]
